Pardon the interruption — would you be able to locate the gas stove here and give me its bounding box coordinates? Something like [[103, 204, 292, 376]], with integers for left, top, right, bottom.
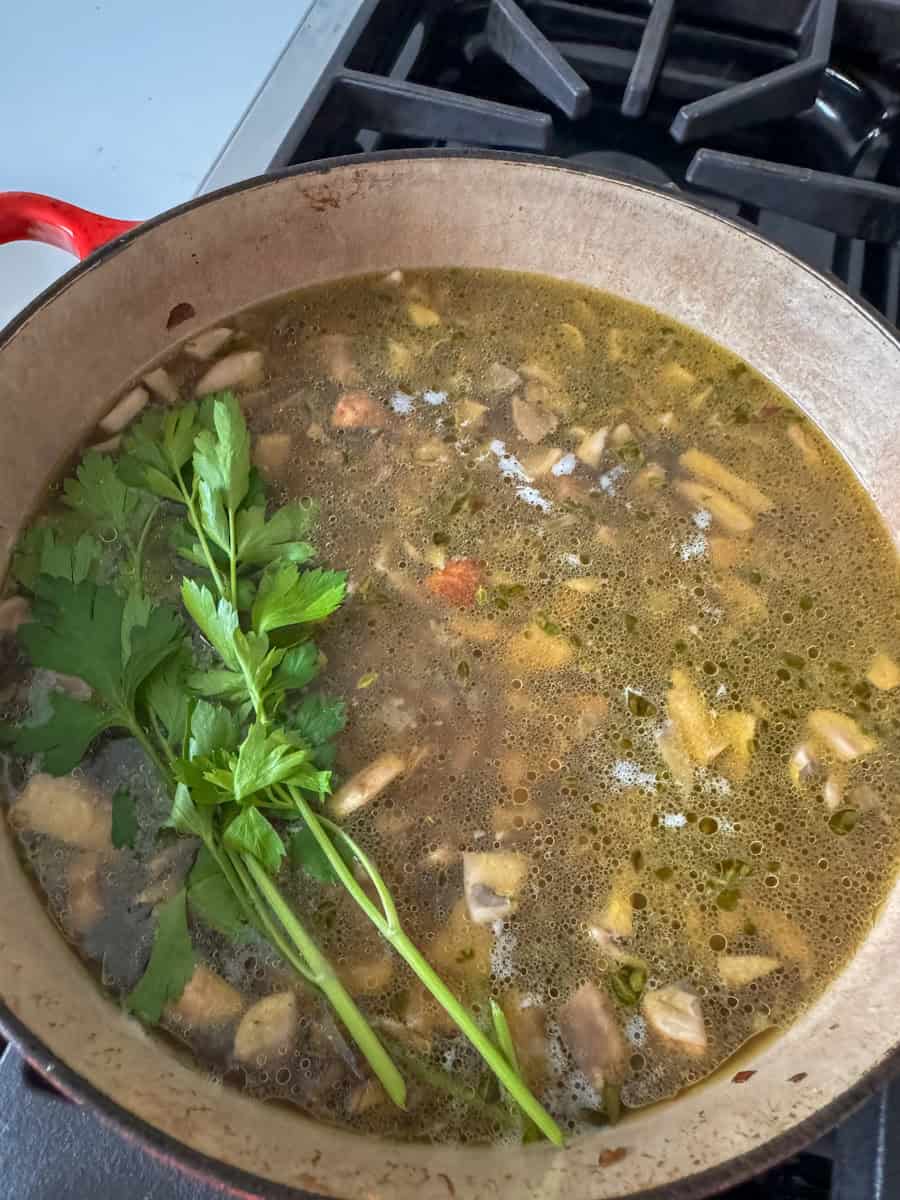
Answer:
[[5, 2, 900, 1197]]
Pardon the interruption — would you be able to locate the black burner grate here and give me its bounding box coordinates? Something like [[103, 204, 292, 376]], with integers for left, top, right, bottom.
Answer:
[[288, 0, 900, 326]]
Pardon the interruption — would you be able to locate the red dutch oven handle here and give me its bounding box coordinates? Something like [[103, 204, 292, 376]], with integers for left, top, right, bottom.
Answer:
[[0, 192, 140, 260]]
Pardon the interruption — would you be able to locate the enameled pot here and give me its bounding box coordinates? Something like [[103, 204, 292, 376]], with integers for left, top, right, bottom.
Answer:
[[1, 152, 898, 1200]]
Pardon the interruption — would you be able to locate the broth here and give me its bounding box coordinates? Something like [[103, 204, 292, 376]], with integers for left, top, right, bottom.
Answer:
[[2, 267, 899, 1144]]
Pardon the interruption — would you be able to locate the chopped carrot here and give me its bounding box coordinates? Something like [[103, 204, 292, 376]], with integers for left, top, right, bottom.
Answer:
[[424, 558, 483, 607]]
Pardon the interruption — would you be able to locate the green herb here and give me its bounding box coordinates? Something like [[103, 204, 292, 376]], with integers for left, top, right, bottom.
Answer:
[[289, 824, 341, 884], [356, 671, 379, 689], [9, 577, 184, 775], [829, 808, 859, 836], [626, 689, 657, 718], [188, 846, 249, 939], [111, 786, 139, 850], [609, 964, 647, 1008], [710, 858, 753, 911], [8, 393, 563, 1146], [125, 889, 195, 1023]]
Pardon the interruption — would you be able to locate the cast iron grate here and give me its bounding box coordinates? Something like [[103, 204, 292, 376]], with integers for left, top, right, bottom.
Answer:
[[286, 0, 900, 326]]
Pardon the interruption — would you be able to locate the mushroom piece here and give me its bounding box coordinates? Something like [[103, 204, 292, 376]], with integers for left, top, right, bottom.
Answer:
[[11, 773, 111, 852], [679, 448, 773, 515], [674, 480, 754, 535], [168, 965, 244, 1027], [142, 367, 179, 405], [867, 652, 900, 692], [252, 432, 292, 478], [407, 302, 441, 328], [558, 982, 627, 1090], [462, 851, 528, 924], [428, 899, 493, 980], [486, 362, 521, 397], [183, 327, 234, 361], [717, 955, 780, 988], [511, 394, 558, 444], [505, 623, 574, 672], [338, 957, 394, 996], [328, 752, 407, 819], [233, 992, 298, 1063], [195, 350, 264, 397], [330, 389, 386, 430], [99, 385, 148, 435], [642, 984, 707, 1058], [807, 709, 877, 761], [665, 668, 729, 765]]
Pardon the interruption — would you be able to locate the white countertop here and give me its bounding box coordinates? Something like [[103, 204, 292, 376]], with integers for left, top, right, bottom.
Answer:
[[0, 1, 309, 329]]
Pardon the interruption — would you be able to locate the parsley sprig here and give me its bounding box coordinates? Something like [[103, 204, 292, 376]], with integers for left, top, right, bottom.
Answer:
[[5, 392, 561, 1144]]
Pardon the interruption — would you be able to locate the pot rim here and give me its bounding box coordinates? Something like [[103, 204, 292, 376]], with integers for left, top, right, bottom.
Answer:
[[2, 146, 898, 1199]]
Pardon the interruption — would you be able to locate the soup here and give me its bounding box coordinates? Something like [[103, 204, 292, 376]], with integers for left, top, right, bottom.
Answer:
[[2, 268, 898, 1146]]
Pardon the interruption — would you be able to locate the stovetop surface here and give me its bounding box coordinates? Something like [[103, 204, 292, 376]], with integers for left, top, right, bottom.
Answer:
[[6, 2, 900, 1197]]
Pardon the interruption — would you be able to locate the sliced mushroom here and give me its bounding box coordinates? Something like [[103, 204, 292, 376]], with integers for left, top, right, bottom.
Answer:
[[195, 350, 264, 397], [679, 448, 773, 515], [183, 327, 233, 361], [593, 870, 635, 940], [338, 957, 394, 996], [463, 851, 528, 924], [428, 898, 492, 980], [666, 668, 729, 765], [456, 398, 488, 430], [142, 367, 179, 405], [559, 982, 627, 1090], [716, 710, 757, 781], [505, 623, 574, 672], [11, 774, 111, 852], [252, 432, 292, 477], [330, 389, 386, 430], [717, 955, 780, 988], [511, 395, 559, 444], [234, 992, 297, 1062], [675, 480, 754, 534], [656, 719, 695, 788], [659, 362, 697, 389], [867, 652, 900, 692], [807, 709, 877, 761], [522, 447, 563, 478], [787, 422, 822, 467], [557, 322, 585, 353], [328, 752, 407, 819], [486, 362, 521, 396], [168, 964, 243, 1027], [99, 385, 148, 435], [407, 302, 441, 328], [643, 984, 707, 1058]]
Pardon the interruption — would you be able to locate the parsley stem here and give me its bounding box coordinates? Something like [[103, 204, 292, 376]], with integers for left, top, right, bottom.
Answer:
[[383, 1037, 516, 1128], [224, 849, 316, 984], [128, 720, 173, 793], [227, 507, 238, 609], [176, 473, 227, 598], [133, 501, 161, 585], [241, 853, 407, 1109], [147, 706, 177, 769], [280, 787, 563, 1146]]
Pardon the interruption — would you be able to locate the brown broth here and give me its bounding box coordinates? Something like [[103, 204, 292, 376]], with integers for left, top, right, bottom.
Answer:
[[4, 267, 900, 1144]]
